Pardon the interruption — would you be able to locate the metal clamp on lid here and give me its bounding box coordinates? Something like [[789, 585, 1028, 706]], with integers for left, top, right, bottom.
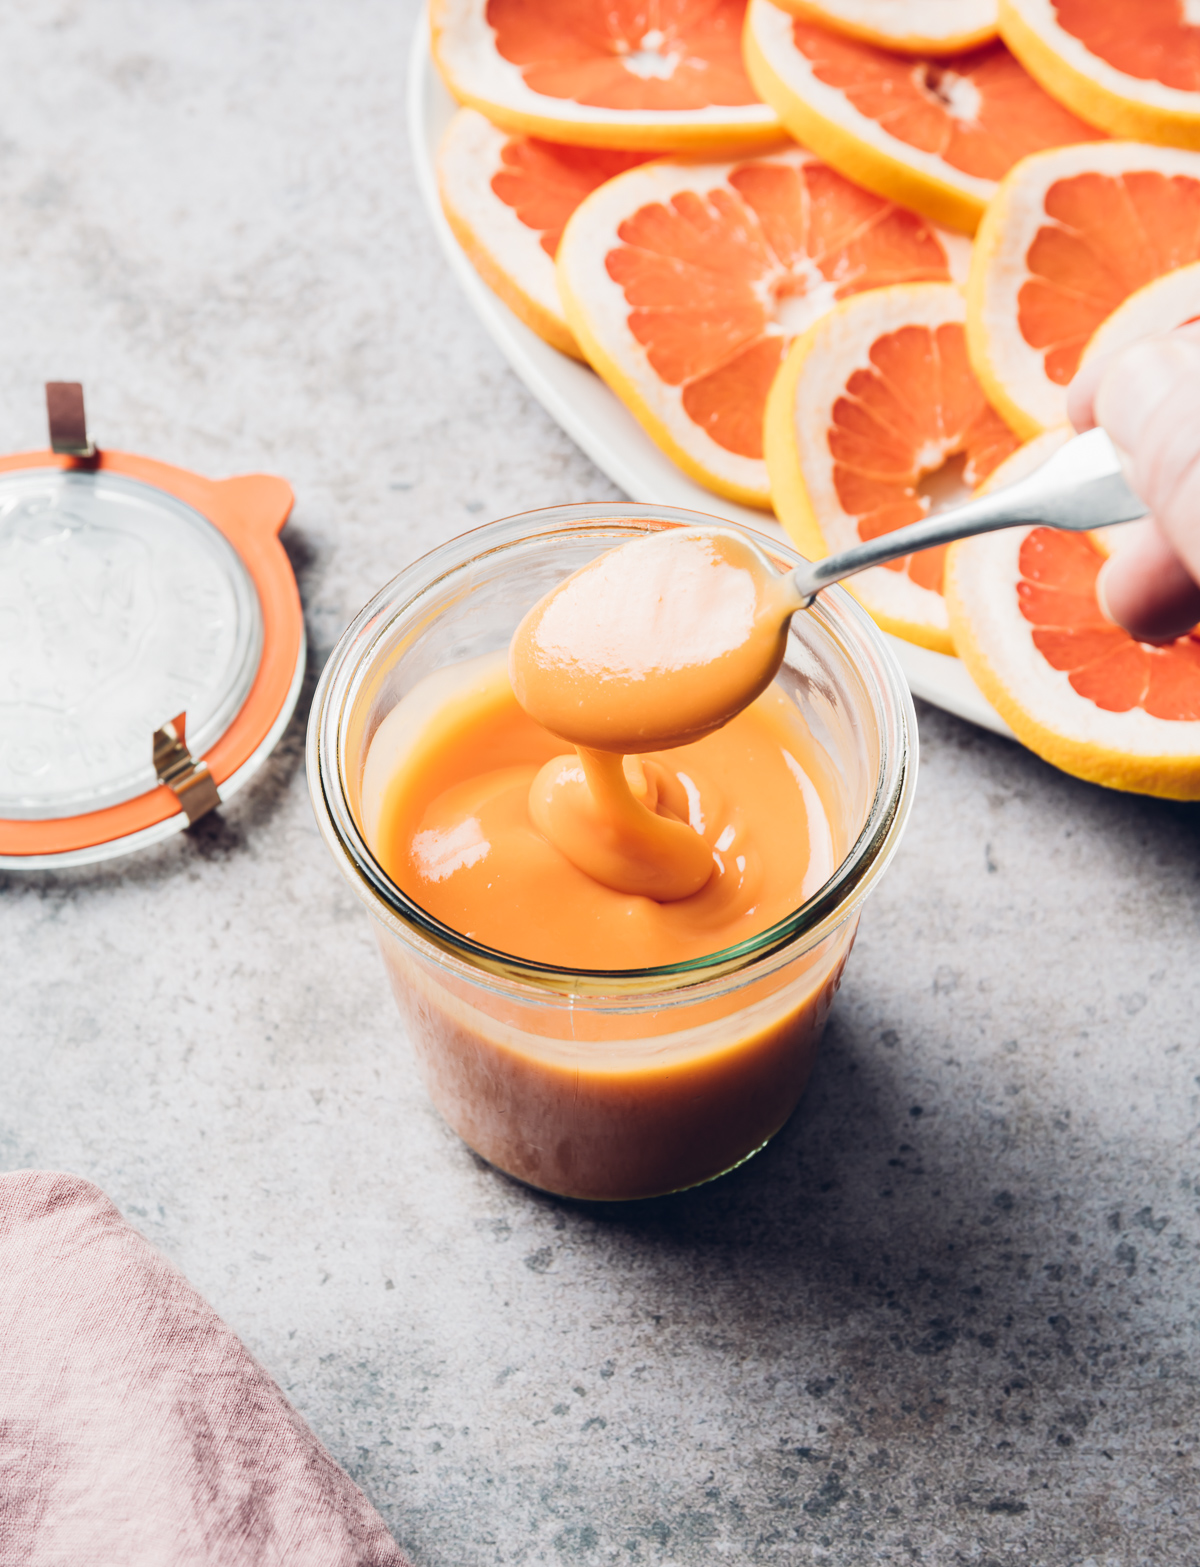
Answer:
[[46, 381, 97, 460], [153, 712, 221, 825]]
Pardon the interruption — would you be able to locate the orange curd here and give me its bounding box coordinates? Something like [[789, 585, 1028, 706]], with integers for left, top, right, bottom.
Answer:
[[348, 525, 878, 1199], [365, 529, 823, 970], [363, 650, 833, 971]]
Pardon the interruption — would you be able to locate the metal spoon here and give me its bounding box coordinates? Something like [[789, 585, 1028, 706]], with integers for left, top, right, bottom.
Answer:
[[790, 427, 1148, 606]]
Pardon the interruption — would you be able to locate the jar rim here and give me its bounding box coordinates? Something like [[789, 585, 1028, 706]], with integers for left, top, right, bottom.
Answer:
[[307, 503, 918, 999]]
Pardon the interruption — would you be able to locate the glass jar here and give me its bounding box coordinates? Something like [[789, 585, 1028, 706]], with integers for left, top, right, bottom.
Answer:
[[307, 504, 917, 1201]]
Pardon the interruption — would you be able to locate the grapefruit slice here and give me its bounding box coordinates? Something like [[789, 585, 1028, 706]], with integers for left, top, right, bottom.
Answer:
[[946, 432, 1200, 798], [967, 142, 1200, 439], [556, 147, 971, 507], [430, 0, 783, 152], [744, 0, 1103, 234], [764, 282, 1020, 651], [438, 109, 650, 358], [763, 0, 998, 56], [1079, 260, 1200, 374], [1000, 0, 1200, 150]]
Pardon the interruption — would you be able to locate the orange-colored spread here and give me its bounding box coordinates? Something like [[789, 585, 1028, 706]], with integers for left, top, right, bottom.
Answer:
[[364, 653, 833, 969], [358, 527, 852, 1199], [509, 529, 799, 753], [365, 529, 821, 967]]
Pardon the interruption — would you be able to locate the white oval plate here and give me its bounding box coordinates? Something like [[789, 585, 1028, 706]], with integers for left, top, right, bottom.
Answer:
[[407, 11, 1011, 739]]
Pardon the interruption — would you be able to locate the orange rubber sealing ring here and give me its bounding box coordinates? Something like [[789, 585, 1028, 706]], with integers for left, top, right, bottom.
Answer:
[[0, 448, 302, 857]]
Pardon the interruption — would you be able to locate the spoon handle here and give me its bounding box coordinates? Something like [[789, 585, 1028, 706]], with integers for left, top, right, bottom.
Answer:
[[790, 427, 1149, 606]]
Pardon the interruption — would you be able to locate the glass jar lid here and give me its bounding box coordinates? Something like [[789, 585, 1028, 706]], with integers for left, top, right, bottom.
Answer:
[[0, 468, 263, 820]]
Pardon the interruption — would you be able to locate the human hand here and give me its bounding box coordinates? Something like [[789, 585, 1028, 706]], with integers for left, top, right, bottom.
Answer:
[[1067, 324, 1200, 642]]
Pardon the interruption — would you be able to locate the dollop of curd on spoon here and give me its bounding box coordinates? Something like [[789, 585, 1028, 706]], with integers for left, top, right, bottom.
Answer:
[[509, 528, 802, 902]]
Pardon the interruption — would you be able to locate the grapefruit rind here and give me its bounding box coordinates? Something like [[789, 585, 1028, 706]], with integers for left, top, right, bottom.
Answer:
[[1080, 261, 1200, 371], [999, 0, 1200, 150], [763, 330, 828, 559], [946, 431, 1200, 799], [431, 0, 784, 152], [763, 0, 998, 57], [437, 109, 582, 360], [745, 0, 996, 233], [966, 141, 1200, 441], [557, 149, 971, 510], [766, 282, 1010, 655]]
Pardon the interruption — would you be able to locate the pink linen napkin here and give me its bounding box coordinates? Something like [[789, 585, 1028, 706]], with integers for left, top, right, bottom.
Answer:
[[0, 1170, 413, 1566]]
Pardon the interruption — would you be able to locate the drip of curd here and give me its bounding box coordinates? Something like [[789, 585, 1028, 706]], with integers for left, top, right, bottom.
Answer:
[[509, 528, 803, 901]]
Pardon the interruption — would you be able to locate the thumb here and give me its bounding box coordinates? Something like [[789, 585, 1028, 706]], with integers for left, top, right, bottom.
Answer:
[[1097, 519, 1200, 643]]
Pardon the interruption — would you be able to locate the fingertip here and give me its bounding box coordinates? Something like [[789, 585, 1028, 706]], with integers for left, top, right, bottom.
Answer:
[[1096, 521, 1200, 644]]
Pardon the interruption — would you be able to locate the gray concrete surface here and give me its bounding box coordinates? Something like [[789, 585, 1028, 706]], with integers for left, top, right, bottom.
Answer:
[[3, 4, 1199, 1563]]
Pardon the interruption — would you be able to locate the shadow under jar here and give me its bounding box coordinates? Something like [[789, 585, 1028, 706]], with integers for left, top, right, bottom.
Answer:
[[307, 504, 917, 1202]]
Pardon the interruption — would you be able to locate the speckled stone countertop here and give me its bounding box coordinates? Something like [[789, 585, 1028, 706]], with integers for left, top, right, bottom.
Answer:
[[3, 5, 1200, 1564]]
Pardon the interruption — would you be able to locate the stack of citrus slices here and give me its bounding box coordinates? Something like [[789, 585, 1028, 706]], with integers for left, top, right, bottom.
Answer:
[[430, 0, 1200, 798]]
